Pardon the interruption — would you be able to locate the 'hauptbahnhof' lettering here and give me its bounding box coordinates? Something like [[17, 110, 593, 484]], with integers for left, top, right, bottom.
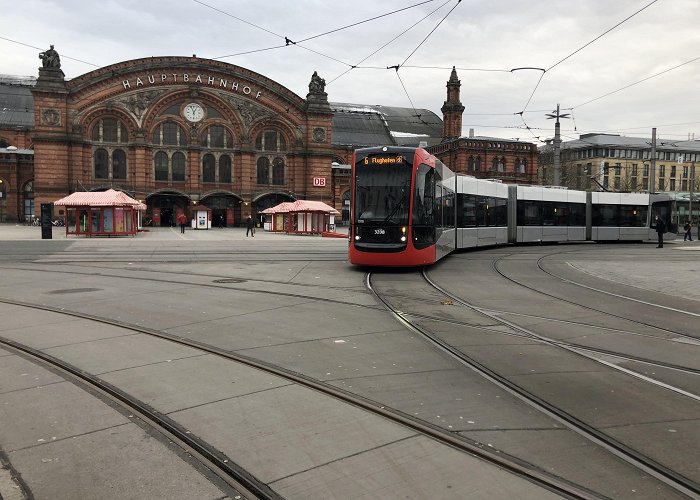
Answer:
[[0, 50, 538, 225]]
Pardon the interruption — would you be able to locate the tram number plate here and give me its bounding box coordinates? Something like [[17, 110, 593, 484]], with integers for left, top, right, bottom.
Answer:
[[374, 229, 386, 235]]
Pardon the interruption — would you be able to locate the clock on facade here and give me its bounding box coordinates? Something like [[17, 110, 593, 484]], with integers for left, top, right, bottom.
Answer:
[[183, 103, 204, 122]]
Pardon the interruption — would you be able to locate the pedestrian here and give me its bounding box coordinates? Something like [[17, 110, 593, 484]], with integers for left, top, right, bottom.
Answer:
[[246, 215, 255, 237], [217, 214, 224, 228], [683, 219, 693, 241], [177, 213, 187, 234], [655, 215, 666, 248]]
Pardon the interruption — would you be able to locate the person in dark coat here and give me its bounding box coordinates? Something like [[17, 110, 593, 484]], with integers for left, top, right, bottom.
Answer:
[[655, 215, 666, 248], [683, 219, 693, 241], [246, 215, 255, 237]]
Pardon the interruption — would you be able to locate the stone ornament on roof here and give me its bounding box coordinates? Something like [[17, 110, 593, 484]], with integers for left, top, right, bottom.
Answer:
[[308, 71, 326, 94], [39, 45, 61, 69]]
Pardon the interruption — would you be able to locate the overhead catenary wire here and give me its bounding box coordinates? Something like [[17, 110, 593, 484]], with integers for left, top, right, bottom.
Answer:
[[327, 0, 453, 86], [0, 36, 99, 68], [519, 0, 660, 113]]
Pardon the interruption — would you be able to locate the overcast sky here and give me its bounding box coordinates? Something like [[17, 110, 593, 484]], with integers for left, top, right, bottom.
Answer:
[[2, 0, 699, 144]]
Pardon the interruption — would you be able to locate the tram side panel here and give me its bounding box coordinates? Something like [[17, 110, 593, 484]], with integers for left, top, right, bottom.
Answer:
[[515, 186, 587, 243], [454, 176, 508, 250], [591, 192, 650, 241], [435, 164, 457, 261]]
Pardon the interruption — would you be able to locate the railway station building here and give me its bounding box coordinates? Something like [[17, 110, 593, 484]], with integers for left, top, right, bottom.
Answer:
[[1, 49, 540, 225]]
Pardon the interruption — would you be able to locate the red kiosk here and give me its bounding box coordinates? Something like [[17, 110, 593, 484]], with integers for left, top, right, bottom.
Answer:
[[261, 200, 339, 235], [54, 189, 146, 237]]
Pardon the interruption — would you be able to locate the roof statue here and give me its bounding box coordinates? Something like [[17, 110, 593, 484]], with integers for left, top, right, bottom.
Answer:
[[39, 45, 61, 69], [308, 71, 325, 94]]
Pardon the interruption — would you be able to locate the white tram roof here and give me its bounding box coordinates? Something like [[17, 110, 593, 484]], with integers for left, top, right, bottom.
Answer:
[[591, 192, 650, 205], [517, 185, 586, 203], [457, 175, 509, 197]]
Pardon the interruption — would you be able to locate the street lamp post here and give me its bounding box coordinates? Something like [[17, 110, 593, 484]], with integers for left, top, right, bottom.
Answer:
[[546, 104, 570, 186]]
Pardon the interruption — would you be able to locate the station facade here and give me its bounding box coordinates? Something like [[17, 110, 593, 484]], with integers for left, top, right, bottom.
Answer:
[[0, 52, 539, 225]]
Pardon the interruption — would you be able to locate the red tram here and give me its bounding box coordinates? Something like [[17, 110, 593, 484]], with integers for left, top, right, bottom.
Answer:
[[349, 146, 676, 267]]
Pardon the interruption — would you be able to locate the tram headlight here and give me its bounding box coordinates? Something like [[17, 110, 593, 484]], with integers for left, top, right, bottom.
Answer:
[[401, 226, 406, 233], [401, 236, 406, 242], [355, 235, 361, 241]]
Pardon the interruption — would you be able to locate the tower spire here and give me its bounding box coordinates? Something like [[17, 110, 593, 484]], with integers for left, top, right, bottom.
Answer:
[[441, 66, 465, 140]]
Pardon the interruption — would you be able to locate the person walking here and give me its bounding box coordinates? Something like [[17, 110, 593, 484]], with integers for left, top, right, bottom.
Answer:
[[655, 215, 666, 248], [683, 219, 693, 241], [246, 215, 255, 237], [177, 213, 187, 234]]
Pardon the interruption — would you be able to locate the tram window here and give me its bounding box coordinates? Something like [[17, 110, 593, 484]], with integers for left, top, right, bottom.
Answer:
[[494, 198, 507, 226], [569, 203, 586, 226], [434, 185, 443, 228], [517, 200, 541, 226], [592, 204, 619, 226], [458, 194, 477, 227], [541, 202, 556, 226], [619, 205, 647, 227], [442, 189, 455, 228], [553, 203, 570, 226], [412, 164, 436, 248]]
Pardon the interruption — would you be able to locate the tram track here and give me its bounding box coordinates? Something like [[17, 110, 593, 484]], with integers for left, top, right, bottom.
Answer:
[[366, 269, 700, 499], [489, 252, 700, 344], [400, 309, 700, 380], [0, 296, 599, 500]]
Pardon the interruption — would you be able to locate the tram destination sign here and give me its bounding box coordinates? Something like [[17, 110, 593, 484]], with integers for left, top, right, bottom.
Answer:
[[363, 154, 405, 165]]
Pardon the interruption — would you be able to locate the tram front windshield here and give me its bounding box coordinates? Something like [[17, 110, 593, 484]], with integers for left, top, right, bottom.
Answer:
[[354, 163, 412, 225]]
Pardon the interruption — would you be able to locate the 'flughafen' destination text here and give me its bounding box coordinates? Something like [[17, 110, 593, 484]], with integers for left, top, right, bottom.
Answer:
[[122, 73, 262, 99]]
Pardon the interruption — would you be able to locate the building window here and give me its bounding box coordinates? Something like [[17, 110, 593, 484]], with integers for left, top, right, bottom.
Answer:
[[643, 164, 649, 177], [152, 121, 187, 146], [256, 130, 286, 151], [92, 118, 128, 143], [670, 179, 676, 191], [200, 125, 234, 149], [272, 157, 285, 185], [659, 178, 665, 191], [659, 165, 665, 177], [203, 153, 216, 183], [219, 155, 232, 183], [112, 150, 127, 179], [255, 129, 287, 185], [671, 165, 676, 177], [642, 178, 648, 190], [172, 152, 186, 182], [631, 164, 638, 176], [23, 181, 34, 221], [154, 152, 169, 181], [94, 148, 109, 179], [257, 157, 270, 184]]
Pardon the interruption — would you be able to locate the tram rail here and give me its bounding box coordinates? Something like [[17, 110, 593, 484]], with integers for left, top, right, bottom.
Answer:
[[367, 270, 700, 499]]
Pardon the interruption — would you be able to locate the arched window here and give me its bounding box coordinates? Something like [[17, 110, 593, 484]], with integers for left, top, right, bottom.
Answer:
[[255, 130, 287, 152], [172, 152, 186, 182], [200, 125, 233, 149], [94, 148, 109, 179], [519, 159, 527, 174], [152, 121, 186, 146], [203, 153, 216, 183], [256, 129, 286, 186], [92, 118, 128, 143], [468, 156, 481, 172], [272, 157, 285, 185], [257, 157, 270, 184], [219, 155, 232, 183], [154, 152, 169, 181], [23, 181, 35, 221], [112, 150, 127, 179]]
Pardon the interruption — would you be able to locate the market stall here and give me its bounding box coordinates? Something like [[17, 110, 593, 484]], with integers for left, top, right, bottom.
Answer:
[[54, 189, 146, 237]]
